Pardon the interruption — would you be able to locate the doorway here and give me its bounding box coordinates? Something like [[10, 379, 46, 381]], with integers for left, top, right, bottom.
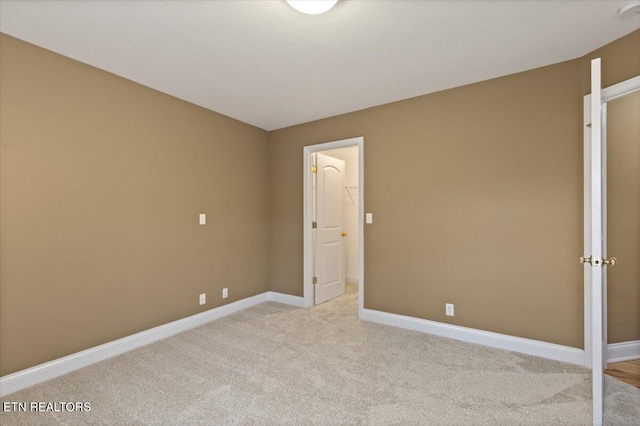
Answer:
[[583, 66, 640, 424], [303, 137, 364, 316]]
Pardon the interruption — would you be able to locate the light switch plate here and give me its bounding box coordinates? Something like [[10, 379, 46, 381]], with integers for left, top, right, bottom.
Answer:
[[366, 213, 373, 224], [446, 303, 454, 316], [199, 214, 206, 225]]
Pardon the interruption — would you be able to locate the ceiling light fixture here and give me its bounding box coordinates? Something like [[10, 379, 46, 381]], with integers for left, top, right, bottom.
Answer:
[[286, 0, 338, 15], [618, 0, 640, 17]]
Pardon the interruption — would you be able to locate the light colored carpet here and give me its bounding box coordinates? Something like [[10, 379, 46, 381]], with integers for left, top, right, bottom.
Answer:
[[1, 284, 639, 425]]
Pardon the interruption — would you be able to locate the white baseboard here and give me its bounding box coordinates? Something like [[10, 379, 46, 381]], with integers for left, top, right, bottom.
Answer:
[[0, 292, 269, 397], [7, 292, 623, 398], [267, 291, 305, 307], [346, 276, 359, 285], [607, 340, 640, 363], [360, 308, 585, 366]]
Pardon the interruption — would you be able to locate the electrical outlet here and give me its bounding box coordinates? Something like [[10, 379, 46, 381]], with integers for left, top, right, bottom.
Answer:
[[199, 214, 206, 225], [445, 303, 454, 316], [199, 293, 206, 305], [222, 288, 228, 299]]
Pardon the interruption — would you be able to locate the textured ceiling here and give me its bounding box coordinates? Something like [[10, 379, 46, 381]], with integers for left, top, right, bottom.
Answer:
[[1, 1, 638, 130]]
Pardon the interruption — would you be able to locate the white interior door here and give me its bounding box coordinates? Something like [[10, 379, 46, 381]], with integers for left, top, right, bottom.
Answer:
[[586, 57, 605, 426], [314, 153, 346, 304]]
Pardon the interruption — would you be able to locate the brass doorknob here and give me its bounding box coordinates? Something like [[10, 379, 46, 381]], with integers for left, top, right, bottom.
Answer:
[[579, 256, 592, 265], [342, 232, 348, 237], [579, 256, 616, 267]]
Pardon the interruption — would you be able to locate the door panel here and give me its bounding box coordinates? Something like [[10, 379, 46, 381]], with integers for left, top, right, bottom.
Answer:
[[315, 153, 345, 304], [323, 167, 342, 228], [322, 242, 341, 284]]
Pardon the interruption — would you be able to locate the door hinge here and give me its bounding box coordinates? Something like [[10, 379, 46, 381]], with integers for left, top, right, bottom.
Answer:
[[312, 165, 317, 174], [312, 221, 317, 229], [312, 276, 317, 285]]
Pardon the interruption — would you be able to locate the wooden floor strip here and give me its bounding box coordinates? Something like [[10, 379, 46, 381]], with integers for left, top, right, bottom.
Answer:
[[605, 359, 640, 389]]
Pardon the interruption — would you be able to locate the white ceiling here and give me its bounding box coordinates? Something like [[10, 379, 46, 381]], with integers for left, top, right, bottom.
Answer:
[[1, 1, 638, 131]]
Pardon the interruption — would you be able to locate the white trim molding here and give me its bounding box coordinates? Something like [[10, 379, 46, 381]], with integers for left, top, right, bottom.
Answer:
[[602, 75, 640, 103], [0, 292, 270, 397], [607, 340, 640, 363], [361, 308, 585, 366], [267, 291, 305, 307], [4, 291, 630, 399]]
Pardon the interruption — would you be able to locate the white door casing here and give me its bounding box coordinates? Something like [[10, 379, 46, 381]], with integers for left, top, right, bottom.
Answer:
[[314, 153, 346, 304]]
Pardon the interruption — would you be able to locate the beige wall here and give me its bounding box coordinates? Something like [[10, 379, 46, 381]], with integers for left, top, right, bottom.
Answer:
[[0, 34, 270, 376], [268, 29, 640, 349]]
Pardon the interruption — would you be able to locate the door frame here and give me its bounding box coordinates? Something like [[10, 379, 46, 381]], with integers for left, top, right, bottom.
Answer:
[[303, 136, 364, 316], [583, 74, 640, 370]]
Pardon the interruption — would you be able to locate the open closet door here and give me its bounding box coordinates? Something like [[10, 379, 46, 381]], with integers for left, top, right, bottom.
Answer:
[[314, 153, 346, 304]]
